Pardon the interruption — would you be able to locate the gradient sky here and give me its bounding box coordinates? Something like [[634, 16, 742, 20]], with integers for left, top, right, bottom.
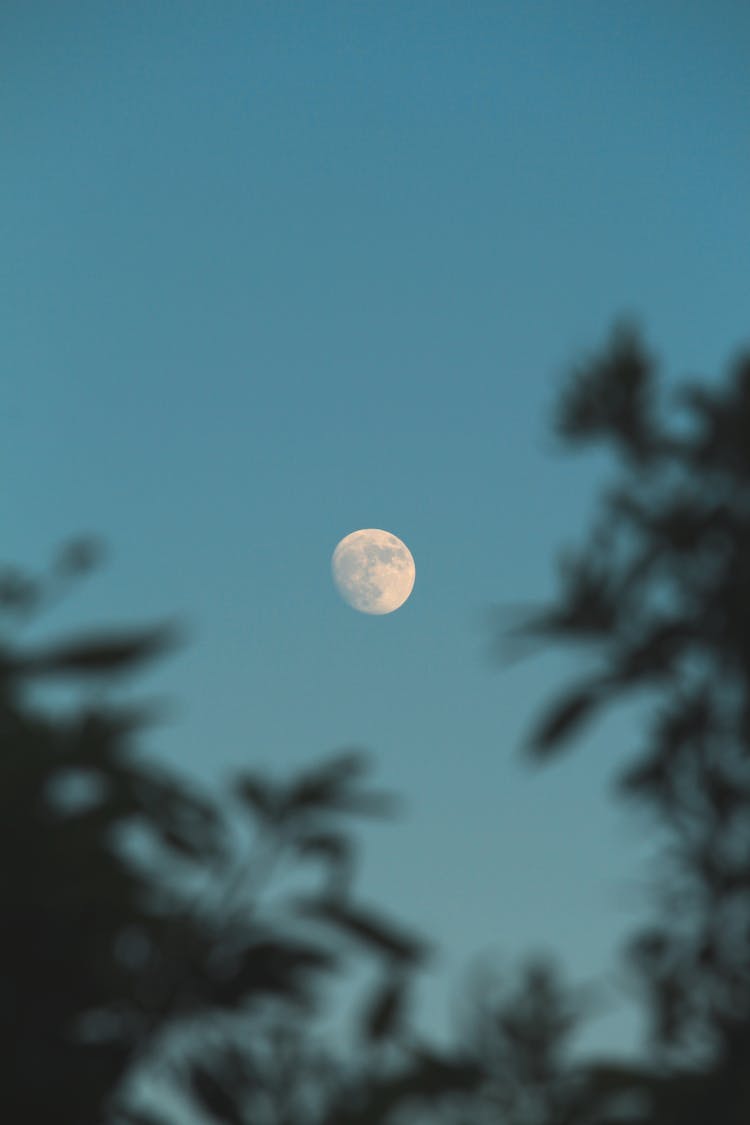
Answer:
[[3, 2, 749, 1060]]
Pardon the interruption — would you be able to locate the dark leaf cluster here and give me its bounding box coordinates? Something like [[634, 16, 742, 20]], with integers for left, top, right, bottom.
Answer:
[[500, 324, 750, 1121]]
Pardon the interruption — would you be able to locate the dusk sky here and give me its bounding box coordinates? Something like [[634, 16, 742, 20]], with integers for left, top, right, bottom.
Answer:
[[4, 3, 749, 1058]]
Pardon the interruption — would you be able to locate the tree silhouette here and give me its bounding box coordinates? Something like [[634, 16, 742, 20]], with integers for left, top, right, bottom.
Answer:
[[500, 322, 750, 1122], [1, 548, 484, 1124]]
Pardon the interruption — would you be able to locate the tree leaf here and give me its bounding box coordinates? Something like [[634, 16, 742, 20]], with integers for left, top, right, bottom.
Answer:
[[526, 686, 602, 758], [207, 937, 338, 1009], [300, 898, 428, 964], [54, 537, 104, 577], [188, 1062, 245, 1125], [360, 973, 408, 1043], [20, 625, 182, 678], [233, 772, 280, 822]]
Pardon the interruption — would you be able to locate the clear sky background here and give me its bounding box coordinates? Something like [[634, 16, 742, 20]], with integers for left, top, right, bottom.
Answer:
[[3, 2, 749, 1059]]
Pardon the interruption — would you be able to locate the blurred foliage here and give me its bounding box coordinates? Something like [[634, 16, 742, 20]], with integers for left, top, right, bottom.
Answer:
[[0, 548, 481, 1123], [7, 322, 750, 1123], [4, 552, 610, 1125], [499, 322, 750, 1122]]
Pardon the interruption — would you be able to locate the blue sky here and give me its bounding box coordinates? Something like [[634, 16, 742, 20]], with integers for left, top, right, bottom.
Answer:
[[3, 2, 749, 1057]]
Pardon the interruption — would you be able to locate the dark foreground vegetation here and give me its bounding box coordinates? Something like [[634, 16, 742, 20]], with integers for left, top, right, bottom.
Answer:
[[4, 323, 750, 1122]]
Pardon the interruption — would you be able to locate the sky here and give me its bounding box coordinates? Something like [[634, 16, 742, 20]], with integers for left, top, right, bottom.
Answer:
[[3, 2, 749, 1062]]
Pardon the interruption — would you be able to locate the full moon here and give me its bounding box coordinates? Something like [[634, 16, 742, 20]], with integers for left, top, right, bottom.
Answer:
[[331, 529, 416, 615]]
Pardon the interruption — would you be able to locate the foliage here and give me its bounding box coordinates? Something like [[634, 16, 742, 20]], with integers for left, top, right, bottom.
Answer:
[[8, 323, 750, 1124], [0, 548, 451, 1123], [501, 322, 750, 1121]]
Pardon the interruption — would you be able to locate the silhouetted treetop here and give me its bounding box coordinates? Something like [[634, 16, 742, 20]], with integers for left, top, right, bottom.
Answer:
[[0, 547, 435, 1124], [499, 323, 750, 1119], [555, 321, 659, 464]]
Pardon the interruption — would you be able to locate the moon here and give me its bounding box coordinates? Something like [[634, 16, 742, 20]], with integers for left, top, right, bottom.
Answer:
[[331, 529, 416, 615]]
